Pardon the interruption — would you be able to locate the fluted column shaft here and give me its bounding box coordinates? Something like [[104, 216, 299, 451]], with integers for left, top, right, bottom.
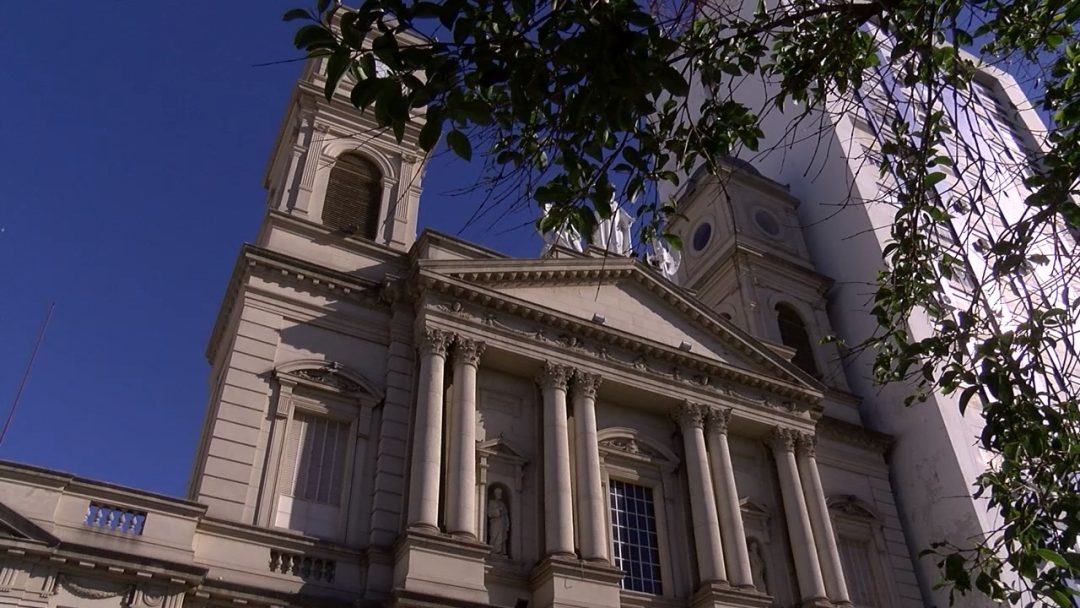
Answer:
[[446, 337, 485, 538], [676, 402, 727, 584], [540, 362, 575, 556], [797, 434, 850, 605], [572, 371, 607, 561], [706, 408, 753, 588], [769, 428, 827, 603], [407, 328, 452, 529]]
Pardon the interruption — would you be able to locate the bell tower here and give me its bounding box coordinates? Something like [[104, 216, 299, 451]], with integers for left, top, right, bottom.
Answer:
[[259, 54, 426, 255], [669, 159, 852, 392]]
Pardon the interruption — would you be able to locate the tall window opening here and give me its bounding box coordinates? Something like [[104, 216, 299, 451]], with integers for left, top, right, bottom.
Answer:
[[838, 536, 880, 608], [776, 304, 819, 377], [609, 480, 663, 595], [275, 412, 350, 538], [323, 152, 382, 239]]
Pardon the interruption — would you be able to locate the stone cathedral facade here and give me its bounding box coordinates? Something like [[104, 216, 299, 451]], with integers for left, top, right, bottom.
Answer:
[[0, 56, 928, 608]]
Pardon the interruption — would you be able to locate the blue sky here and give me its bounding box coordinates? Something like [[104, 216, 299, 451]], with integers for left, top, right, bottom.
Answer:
[[0, 2, 542, 497]]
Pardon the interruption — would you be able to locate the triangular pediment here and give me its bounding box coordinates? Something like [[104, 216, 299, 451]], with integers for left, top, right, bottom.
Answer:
[[477, 437, 528, 463], [418, 256, 823, 397], [0, 501, 59, 546]]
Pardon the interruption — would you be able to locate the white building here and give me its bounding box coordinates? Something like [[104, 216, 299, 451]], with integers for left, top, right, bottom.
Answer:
[[0, 44, 1025, 608], [723, 28, 1074, 608]]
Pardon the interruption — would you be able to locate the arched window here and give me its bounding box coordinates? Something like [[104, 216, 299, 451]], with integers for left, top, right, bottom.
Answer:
[[776, 304, 819, 377], [322, 152, 382, 239]]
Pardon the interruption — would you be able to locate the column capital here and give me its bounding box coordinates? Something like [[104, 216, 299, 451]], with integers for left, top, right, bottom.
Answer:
[[453, 336, 486, 366], [418, 327, 453, 357], [767, 427, 799, 453], [674, 401, 708, 430], [572, 370, 602, 399], [796, 433, 817, 458], [706, 407, 733, 436], [537, 361, 571, 390]]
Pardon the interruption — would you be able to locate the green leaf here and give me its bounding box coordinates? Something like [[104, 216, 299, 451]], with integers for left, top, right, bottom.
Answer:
[[418, 111, 445, 152], [1036, 548, 1070, 569], [324, 51, 350, 101], [283, 8, 312, 22], [350, 79, 382, 110], [294, 24, 335, 51], [446, 129, 472, 161], [923, 172, 947, 188]]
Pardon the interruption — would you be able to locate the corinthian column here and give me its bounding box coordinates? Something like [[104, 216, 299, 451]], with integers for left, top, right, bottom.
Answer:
[[705, 408, 753, 589], [675, 402, 727, 584], [539, 362, 575, 556], [797, 434, 850, 605], [407, 328, 452, 530], [446, 336, 485, 538], [768, 427, 827, 603], [572, 371, 607, 561]]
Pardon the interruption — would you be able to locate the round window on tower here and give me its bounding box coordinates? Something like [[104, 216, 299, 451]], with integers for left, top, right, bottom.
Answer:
[[753, 208, 782, 238], [692, 222, 713, 251]]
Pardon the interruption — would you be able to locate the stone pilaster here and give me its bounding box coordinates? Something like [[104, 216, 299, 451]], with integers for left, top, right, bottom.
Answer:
[[406, 328, 452, 530], [768, 427, 827, 605], [572, 371, 607, 561], [538, 362, 575, 556], [446, 336, 485, 539], [675, 401, 728, 585], [797, 433, 851, 606], [706, 408, 754, 589]]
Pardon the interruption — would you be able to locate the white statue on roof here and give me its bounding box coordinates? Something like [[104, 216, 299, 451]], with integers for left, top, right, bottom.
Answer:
[[648, 236, 682, 282], [593, 195, 635, 256], [541, 204, 585, 255]]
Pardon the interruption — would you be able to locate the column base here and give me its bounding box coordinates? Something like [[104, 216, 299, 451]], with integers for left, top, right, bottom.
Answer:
[[689, 581, 773, 608], [393, 528, 491, 605], [529, 555, 623, 608], [799, 598, 833, 608]]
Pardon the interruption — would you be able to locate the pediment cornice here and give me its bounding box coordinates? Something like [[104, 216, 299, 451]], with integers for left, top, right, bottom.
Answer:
[[415, 258, 822, 391], [416, 272, 823, 410]]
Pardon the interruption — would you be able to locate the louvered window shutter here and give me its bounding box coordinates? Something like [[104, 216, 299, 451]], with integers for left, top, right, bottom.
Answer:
[[322, 153, 382, 239], [292, 412, 348, 505], [838, 536, 879, 608]]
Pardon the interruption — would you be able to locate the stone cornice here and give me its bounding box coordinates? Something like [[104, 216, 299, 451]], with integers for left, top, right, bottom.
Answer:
[[416, 260, 824, 396], [417, 274, 822, 408], [206, 244, 384, 364], [817, 416, 893, 453]]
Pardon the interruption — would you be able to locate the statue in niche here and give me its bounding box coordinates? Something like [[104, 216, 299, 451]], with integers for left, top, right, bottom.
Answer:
[[748, 537, 769, 593], [487, 486, 510, 557]]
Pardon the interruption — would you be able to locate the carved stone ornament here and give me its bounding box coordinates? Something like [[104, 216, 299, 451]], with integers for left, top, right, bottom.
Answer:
[[293, 363, 362, 393], [827, 495, 879, 520], [795, 433, 817, 458], [418, 327, 452, 357], [135, 586, 166, 608], [379, 277, 408, 305], [673, 401, 707, 430], [767, 427, 799, 452], [453, 336, 486, 366], [706, 407, 733, 435], [58, 574, 134, 601], [599, 437, 663, 458], [537, 361, 571, 390], [573, 371, 602, 399]]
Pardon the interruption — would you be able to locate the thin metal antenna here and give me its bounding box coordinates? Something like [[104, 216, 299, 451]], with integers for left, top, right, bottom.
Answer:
[[0, 302, 55, 447]]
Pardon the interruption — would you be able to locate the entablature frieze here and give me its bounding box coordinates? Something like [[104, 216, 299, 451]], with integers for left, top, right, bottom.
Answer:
[[411, 275, 822, 408], [416, 300, 818, 434]]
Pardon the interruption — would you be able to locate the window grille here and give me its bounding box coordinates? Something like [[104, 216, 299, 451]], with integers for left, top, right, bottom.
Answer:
[[609, 480, 663, 595]]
